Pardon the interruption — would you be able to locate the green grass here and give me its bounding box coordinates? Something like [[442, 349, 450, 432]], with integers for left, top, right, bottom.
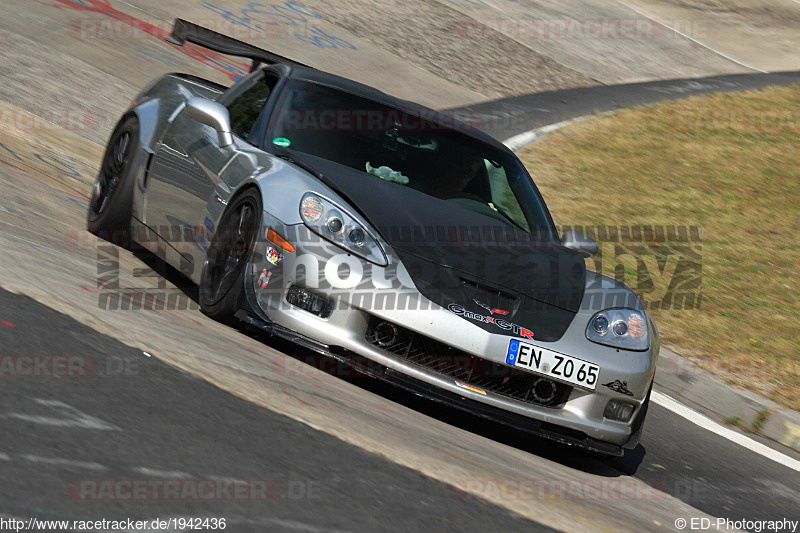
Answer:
[[520, 84, 800, 410], [751, 409, 771, 434]]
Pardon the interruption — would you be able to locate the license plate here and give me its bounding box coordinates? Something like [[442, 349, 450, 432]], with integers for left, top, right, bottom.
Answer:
[[506, 340, 599, 390]]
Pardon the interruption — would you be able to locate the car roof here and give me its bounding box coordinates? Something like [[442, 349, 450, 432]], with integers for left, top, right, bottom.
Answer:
[[278, 64, 511, 154]]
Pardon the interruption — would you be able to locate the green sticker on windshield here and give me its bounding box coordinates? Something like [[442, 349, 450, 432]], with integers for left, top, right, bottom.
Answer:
[[272, 137, 291, 148]]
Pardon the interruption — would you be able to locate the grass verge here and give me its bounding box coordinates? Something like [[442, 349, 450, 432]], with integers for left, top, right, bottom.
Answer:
[[519, 84, 800, 410]]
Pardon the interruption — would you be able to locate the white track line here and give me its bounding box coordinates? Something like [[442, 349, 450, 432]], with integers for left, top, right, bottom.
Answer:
[[132, 467, 193, 478], [503, 116, 596, 150], [20, 454, 107, 471], [617, 1, 767, 73], [651, 391, 800, 472]]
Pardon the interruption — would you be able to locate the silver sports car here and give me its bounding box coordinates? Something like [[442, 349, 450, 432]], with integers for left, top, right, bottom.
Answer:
[[88, 20, 659, 456]]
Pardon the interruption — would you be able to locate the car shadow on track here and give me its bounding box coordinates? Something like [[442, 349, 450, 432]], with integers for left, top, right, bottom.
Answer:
[[129, 248, 201, 303], [126, 245, 646, 479]]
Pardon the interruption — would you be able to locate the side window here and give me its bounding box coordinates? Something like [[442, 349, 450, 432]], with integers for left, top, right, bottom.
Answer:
[[227, 73, 277, 145], [487, 164, 531, 232]]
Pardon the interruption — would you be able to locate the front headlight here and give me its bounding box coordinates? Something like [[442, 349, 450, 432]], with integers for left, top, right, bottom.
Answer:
[[586, 308, 649, 351], [299, 192, 388, 266]]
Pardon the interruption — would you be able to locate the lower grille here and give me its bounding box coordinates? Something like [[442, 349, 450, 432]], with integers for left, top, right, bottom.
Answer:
[[366, 319, 571, 407]]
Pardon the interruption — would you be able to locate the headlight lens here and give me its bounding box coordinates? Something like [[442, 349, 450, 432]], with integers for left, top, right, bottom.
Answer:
[[591, 314, 609, 335], [612, 320, 628, 337], [299, 192, 387, 266], [348, 227, 366, 246], [326, 216, 343, 234], [586, 309, 649, 351]]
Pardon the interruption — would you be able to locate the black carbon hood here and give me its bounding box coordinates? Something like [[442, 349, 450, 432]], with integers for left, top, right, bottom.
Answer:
[[392, 246, 584, 342], [299, 156, 587, 341]]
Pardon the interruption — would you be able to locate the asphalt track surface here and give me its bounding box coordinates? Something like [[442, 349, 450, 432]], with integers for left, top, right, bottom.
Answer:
[[447, 70, 800, 142], [2, 272, 799, 530], [0, 288, 554, 532]]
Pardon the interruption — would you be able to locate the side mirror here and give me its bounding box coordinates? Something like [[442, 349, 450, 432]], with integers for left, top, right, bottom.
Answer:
[[562, 230, 598, 258], [185, 97, 233, 147]]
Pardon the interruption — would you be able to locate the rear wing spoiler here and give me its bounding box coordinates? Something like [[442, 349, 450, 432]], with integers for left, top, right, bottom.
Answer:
[[166, 18, 311, 73]]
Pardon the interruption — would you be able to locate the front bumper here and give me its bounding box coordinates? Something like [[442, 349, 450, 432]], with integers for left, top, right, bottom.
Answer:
[[246, 219, 657, 451], [239, 310, 626, 456]]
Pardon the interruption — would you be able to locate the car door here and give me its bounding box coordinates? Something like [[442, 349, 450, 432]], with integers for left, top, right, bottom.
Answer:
[[144, 70, 278, 262]]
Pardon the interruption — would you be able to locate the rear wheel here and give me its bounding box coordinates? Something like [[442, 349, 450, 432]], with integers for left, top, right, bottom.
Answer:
[[199, 188, 262, 323], [87, 116, 139, 246]]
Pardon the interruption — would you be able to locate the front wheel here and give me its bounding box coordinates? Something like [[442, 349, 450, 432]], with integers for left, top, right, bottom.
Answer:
[[199, 188, 262, 323], [87, 116, 139, 246]]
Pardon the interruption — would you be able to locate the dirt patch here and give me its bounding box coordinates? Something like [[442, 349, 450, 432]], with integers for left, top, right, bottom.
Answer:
[[303, 0, 596, 99], [0, 32, 139, 145], [668, 0, 800, 28]]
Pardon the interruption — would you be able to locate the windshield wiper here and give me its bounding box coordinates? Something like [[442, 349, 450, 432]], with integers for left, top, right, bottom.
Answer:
[[492, 204, 528, 232]]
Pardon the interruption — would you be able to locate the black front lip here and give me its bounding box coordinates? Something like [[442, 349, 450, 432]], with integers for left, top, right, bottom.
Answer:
[[352, 348, 625, 454], [378, 367, 624, 457]]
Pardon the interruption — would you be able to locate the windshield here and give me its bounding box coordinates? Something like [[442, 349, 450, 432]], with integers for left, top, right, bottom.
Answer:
[[267, 79, 556, 239]]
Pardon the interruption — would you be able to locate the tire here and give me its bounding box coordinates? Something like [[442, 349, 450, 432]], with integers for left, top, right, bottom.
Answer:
[[199, 188, 262, 323], [87, 116, 139, 247]]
